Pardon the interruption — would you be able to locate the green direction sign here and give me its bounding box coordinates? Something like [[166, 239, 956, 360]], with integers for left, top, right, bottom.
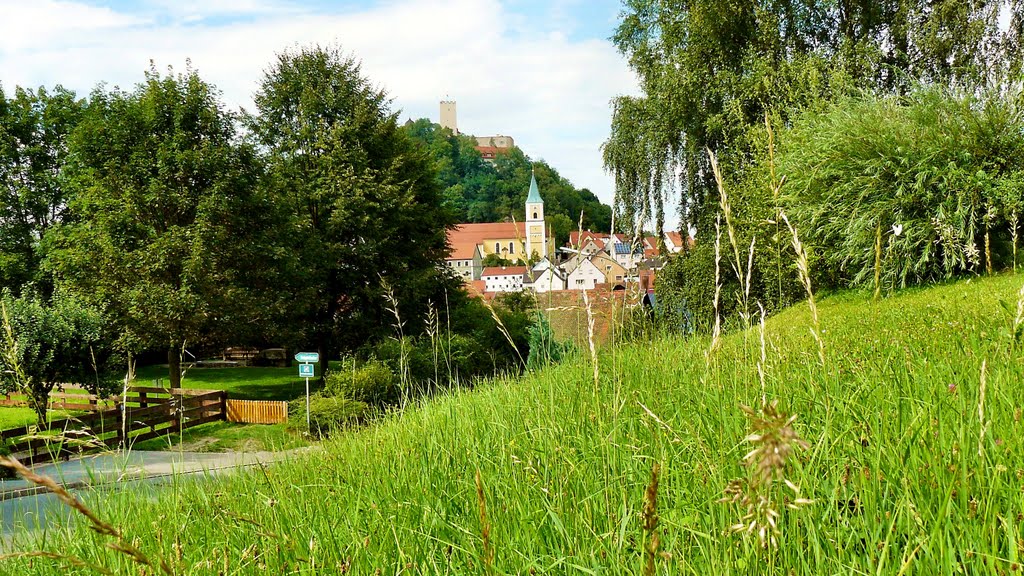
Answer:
[[299, 363, 315, 378], [295, 352, 320, 363]]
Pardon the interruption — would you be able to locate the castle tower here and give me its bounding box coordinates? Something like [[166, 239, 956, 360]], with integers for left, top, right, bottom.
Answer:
[[440, 100, 458, 134], [525, 170, 546, 261]]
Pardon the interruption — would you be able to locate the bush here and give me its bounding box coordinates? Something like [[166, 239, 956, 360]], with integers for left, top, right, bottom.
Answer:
[[526, 313, 573, 369], [289, 395, 368, 438], [0, 441, 13, 479], [324, 359, 400, 407], [781, 86, 1024, 290]]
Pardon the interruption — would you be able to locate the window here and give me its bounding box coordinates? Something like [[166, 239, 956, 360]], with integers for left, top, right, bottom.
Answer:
[[576, 279, 584, 286], [495, 242, 500, 253], [532, 211, 538, 219], [509, 242, 514, 254]]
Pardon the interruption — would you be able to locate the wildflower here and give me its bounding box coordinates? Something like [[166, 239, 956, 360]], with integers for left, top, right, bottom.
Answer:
[[892, 223, 903, 237]]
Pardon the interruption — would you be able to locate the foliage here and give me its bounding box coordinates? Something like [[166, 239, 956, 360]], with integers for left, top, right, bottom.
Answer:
[[0, 289, 109, 426], [46, 64, 285, 388], [606, 0, 1024, 241], [324, 358, 400, 407], [780, 86, 1024, 290], [0, 85, 85, 295], [356, 290, 533, 395], [288, 395, 368, 438], [526, 313, 573, 369], [249, 46, 456, 366], [402, 119, 612, 241], [481, 253, 518, 268], [0, 439, 12, 479]]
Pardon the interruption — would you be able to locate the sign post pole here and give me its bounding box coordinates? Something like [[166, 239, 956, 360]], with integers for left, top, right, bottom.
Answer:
[[295, 352, 320, 434]]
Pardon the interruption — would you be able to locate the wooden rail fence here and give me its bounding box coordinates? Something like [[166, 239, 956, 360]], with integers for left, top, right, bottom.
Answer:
[[0, 385, 119, 412], [0, 387, 227, 466]]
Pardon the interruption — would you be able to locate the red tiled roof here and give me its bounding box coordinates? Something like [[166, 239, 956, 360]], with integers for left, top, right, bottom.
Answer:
[[482, 266, 528, 277], [467, 280, 486, 296], [474, 146, 509, 158], [447, 222, 527, 260], [665, 231, 694, 249]]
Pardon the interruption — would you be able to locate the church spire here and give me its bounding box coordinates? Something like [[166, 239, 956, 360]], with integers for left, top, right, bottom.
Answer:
[[527, 170, 543, 204]]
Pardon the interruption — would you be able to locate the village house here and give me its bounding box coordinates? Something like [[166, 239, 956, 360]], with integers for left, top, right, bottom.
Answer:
[[562, 254, 605, 291], [525, 264, 566, 292], [482, 266, 527, 292], [589, 251, 628, 287]]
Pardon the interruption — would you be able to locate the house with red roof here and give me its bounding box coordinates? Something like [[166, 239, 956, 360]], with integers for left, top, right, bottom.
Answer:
[[482, 266, 528, 293]]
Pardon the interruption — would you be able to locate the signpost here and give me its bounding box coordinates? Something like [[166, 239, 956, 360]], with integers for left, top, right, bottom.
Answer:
[[295, 352, 320, 432]]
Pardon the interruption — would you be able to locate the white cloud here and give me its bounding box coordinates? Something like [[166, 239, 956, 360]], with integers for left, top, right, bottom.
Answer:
[[0, 0, 642, 217]]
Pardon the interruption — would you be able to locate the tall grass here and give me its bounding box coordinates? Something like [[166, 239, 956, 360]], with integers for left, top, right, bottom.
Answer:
[[4, 274, 1024, 574]]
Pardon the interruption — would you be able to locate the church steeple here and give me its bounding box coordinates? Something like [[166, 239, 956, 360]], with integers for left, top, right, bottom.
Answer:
[[527, 170, 543, 204], [525, 169, 547, 261]]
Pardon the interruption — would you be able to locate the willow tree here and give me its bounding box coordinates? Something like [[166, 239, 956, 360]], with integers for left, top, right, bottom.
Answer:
[[606, 0, 1024, 239]]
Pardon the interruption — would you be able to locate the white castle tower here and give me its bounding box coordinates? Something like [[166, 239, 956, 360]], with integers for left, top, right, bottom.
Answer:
[[525, 170, 546, 260], [439, 100, 458, 134]]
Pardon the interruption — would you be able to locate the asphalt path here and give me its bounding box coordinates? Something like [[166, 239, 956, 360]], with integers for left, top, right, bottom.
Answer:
[[0, 449, 306, 546]]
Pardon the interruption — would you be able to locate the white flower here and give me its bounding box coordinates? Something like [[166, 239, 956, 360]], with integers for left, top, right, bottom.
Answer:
[[891, 223, 903, 237]]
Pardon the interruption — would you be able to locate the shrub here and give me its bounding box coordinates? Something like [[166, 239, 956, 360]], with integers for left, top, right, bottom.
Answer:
[[324, 359, 400, 407], [526, 313, 573, 369], [289, 395, 368, 438], [780, 86, 1024, 290], [0, 441, 13, 479]]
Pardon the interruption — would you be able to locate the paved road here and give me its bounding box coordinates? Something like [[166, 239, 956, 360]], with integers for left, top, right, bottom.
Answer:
[[0, 449, 308, 542]]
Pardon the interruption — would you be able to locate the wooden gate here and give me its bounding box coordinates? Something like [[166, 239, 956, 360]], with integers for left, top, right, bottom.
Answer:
[[226, 399, 288, 424]]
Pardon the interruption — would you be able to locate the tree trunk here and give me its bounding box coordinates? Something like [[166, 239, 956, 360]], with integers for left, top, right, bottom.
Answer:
[[168, 345, 182, 389], [314, 297, 338, 385], [31, 386, 51, 429], [316, 331, 331, 386]]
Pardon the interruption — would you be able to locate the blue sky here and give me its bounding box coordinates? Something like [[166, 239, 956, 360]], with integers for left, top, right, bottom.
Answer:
[[0, 0, 646, 223]]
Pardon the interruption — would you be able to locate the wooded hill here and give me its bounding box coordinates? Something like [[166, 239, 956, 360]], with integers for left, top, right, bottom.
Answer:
[[402, 118, 612, 246]]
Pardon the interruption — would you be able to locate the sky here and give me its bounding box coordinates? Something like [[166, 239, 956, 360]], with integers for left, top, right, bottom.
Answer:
[[0, 0, 643, 223]]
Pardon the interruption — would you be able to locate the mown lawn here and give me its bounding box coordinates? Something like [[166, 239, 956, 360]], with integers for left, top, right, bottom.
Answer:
[[5, 274, 1024, 574], [135, 362, 339, 401]]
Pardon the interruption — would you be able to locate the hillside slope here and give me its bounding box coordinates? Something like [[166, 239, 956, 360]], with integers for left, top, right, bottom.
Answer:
[[7, 275, 1024, 574]]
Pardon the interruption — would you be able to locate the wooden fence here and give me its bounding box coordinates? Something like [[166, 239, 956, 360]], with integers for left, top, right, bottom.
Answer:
[[0, 387, 227, 466], [0, 385, 119, 412], [226, 399, 288, 425]]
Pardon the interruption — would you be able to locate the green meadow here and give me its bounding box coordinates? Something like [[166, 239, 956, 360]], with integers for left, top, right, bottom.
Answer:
[[5, 274, 1024, 574]]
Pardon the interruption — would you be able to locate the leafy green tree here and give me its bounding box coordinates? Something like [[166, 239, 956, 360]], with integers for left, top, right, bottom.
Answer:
[[481, 253, 516, 268], [248, 46, 456, 367], [0, 290, 107, 427], [0, 86, 85, 294], [47, 65, 285, 388]]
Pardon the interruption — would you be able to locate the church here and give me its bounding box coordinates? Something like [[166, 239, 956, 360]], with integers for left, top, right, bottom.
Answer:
[[445, 172, 556, 282]]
